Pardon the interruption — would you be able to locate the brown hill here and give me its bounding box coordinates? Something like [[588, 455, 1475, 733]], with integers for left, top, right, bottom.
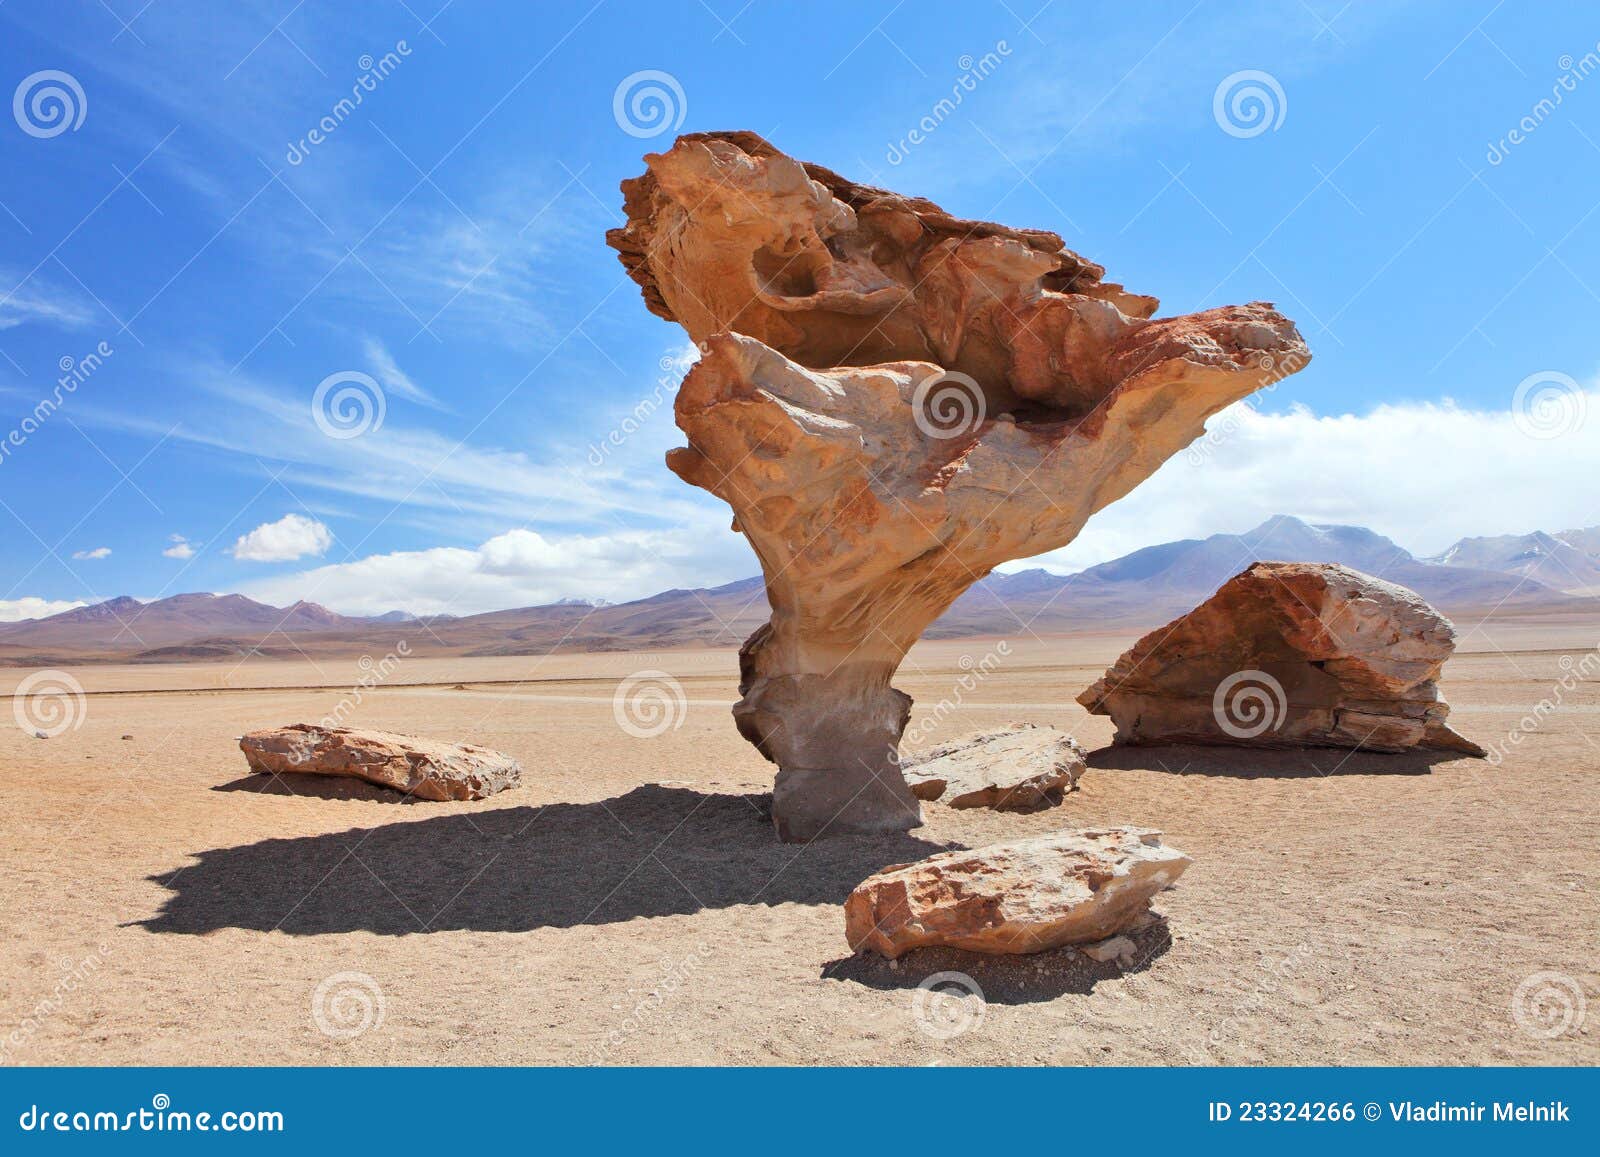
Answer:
[[0, 592, 363, 654]]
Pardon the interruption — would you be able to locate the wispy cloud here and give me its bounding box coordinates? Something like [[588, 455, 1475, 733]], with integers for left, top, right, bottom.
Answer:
[[70, 546, 112, 560], [68, 351, 715, 537], [362, 335, 444, 409], [0, 269, 97, 332], [290, 164, 606, 351]]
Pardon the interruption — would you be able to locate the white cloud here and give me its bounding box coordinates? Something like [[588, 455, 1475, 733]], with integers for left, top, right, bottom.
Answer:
[[71, 547, 111, 560], [1007, 390, 1600, 573], [236, 526, 756, 618], [0, 269, 96, 332], [230, 514, 334, 562], [0, 597, 87, 623], [362, 336, 445, 409], [163, 534, 197, 560]]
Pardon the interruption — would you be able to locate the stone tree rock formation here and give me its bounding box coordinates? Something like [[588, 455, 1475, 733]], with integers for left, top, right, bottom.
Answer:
[[608, 131, 1310, 841], [1077, 562, 1485, 755]]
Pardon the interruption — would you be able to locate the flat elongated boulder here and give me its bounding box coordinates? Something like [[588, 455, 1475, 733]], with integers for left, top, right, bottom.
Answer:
[[900, 723, 1085, 810], [609, 131, 1309, 841], [239, 724, 521, 801], [1077, 562, 1484, 755], [844, 827, 1190, 958]]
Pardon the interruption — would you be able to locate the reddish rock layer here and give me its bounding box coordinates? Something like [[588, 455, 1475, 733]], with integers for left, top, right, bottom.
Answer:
[[1077, 562, 1484, 755]]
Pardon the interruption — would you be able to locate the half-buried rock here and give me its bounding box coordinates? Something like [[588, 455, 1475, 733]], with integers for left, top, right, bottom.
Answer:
[[238, 724, 521, 801], [1077, 562, 1484, 755], [900, 723, 1085, 810], [844, 827, 1190, 958]]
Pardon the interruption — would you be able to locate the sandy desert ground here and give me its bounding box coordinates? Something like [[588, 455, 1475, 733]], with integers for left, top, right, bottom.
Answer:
[[1, 615, 1596, 1066]]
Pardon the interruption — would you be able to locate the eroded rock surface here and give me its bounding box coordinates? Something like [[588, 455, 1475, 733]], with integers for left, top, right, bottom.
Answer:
[[239, 724, 521, 801], [844, 827, 1191, 958], [901, 723, 1085, 810], [1077, 562, 1484, 755], [609, 131, 1310, 841]]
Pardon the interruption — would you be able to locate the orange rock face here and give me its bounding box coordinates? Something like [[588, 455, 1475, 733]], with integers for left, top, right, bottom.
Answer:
[[1077, 562, 1485, 755], [844, 827, 1191, 959], [900, 724, 1085, 810], [239, 724, 522, 801], [608, 132, 1311, 841]]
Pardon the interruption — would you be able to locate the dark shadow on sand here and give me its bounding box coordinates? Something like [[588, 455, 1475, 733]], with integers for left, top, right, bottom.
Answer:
[[143, 785, 953, 936], [822, 920, 1174, 1005], [214, 773, 427, 803], [1086, 743, 1460, 779]]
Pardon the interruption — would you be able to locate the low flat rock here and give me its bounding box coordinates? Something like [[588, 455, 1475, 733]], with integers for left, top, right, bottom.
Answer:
[[1081, 935, 1137, 963], [844, 827, 1190, 959], [900, 723, 1085, 811], [238, 724, 521, 801]]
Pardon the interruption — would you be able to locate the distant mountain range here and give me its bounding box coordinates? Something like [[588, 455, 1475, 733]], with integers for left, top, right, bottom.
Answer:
[[0, 593, 360, 650], [933, 515, 1597, 640], [2, 516, 1595, 664], [1423, 527, 1600, 594]]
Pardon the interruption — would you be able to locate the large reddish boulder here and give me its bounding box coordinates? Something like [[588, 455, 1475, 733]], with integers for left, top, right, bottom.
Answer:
[[844, 827, 1191, 958], [1077, 562, 1483, 755]]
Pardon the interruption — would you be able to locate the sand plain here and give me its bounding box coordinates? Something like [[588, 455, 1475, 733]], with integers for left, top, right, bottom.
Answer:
[[1, 617, 1596, 1066]]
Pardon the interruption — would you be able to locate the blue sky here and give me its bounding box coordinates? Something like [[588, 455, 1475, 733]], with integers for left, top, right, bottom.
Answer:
[[0, 0, 1596, 618]]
